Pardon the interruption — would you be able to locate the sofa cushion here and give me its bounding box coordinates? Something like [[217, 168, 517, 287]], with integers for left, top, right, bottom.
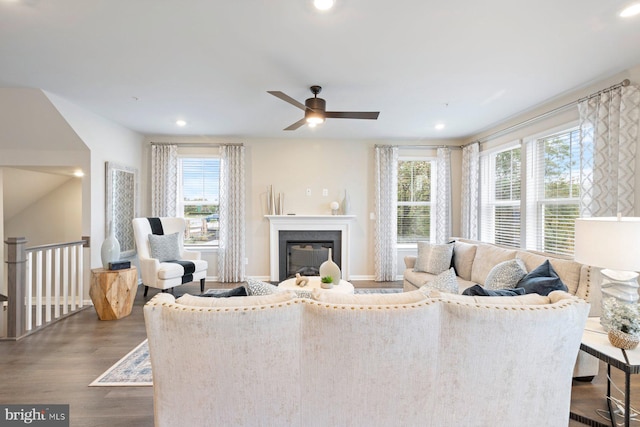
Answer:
[[517, 260, 568, 296], [452, 241, 477, 281], [311, 288, 427, 305], [462, 284, 526, 296], [423, 267, 458, 294], [157, 259, 208, 279], [431, 289, 550, 305], [516, 251, 581, 295], [470, 244, 517, 284], [414, 242, 454, 274], [484, 258, 527, 290], [176, 291, 297, 307], [149, 232, 181, 262]]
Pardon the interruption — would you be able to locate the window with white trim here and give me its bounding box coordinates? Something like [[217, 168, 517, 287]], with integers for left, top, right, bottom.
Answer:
[[480, 144, 521, 248], [397, 158, 436, 243], [178, 156, 220, 246], [525, 128, 580, 255]]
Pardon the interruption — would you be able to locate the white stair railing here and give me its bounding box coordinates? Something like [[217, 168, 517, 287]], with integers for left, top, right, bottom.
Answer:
[[5, 237, 87, 340]]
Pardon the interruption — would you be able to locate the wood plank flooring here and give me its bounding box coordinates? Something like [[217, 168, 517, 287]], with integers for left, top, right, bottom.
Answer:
[[0, 280, 636, 427]]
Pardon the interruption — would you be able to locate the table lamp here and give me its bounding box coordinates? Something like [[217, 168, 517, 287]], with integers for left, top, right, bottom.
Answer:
[[574, 216, 640, 329]]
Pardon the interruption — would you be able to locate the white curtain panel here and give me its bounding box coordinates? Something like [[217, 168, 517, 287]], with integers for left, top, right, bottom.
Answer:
[[460, 142, 480, 240], [579, 85, 640, 217], [218, 145, 246, 282], [435, 147, 452, 244], [374, 145, 398, 281], [151, 144, 178, 217]]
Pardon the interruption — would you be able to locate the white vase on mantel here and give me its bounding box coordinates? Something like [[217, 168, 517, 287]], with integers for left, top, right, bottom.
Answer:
[[101, 221, 121, 269], [341, 189, 351, 215], [319, 248, 341, 288]]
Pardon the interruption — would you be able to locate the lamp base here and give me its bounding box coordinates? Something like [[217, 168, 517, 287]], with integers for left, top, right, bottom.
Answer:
[[600, 269, 639, 330]]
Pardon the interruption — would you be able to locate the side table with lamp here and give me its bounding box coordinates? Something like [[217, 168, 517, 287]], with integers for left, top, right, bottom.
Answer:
[[572, 216, 640, 426]]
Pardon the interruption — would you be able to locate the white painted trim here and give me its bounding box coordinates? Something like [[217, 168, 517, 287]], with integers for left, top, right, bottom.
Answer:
[[265, 215, 356, 281]]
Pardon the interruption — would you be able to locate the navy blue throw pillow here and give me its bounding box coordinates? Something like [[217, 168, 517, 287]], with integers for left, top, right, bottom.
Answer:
[[516, 260, 567, 296], [200, 286, 248, 298], [462, 285, 526, 297]]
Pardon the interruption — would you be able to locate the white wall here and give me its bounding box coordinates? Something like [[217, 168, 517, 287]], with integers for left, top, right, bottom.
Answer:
[[5, 177, 82, 247], [46, 92, 144, 274], [0, 88, 143, 299], [144, 136, 459, 280]]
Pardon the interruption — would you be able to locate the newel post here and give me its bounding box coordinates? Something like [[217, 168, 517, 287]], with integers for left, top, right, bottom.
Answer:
[[5, 237, 27, 339]]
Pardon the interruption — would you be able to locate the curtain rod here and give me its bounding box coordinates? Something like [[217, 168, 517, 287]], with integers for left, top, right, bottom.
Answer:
[[466, 78, 631, 147], [149, 142, 244, 148], [375, 144, 462, 150]]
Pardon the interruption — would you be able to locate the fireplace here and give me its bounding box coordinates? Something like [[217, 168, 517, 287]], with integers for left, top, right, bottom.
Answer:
[[266, 215, 354, 282], [279, 230, 341, 281]]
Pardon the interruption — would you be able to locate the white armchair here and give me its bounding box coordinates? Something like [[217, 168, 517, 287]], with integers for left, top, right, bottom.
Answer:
[[132, 217, 208, 296]]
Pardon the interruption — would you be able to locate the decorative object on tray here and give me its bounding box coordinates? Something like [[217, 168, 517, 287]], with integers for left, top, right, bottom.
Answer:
[[101, 221, 121, 269], [319, 248, 341, 285], [295, 273, 309, 287], [330, 201, 340, 215], [320, 275, 334, 289], [603, 298, 640, 349]]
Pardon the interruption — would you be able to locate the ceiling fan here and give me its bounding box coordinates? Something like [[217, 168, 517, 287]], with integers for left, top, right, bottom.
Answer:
[[267, 85, 380, 131]]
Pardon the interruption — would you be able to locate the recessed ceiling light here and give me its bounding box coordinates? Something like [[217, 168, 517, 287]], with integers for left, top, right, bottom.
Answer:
[[176, 120, 187, 127], [435, 123, 445, 130], [314, 0, 334, 11], [620, 3, 640, 17], [73, 170, 84, 177]]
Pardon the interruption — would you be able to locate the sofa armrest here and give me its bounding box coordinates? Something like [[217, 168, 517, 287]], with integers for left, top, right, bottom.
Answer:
[[404, 256, 416, 269], [139, 257, 161, 287]]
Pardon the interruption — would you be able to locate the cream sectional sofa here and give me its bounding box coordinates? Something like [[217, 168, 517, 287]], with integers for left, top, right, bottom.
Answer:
[[404, 238, 597, 379], [144, 289, 589, 427], [403, 239, 592, 302]]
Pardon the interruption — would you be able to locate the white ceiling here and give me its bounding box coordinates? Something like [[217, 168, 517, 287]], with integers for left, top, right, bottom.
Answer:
[[1, 0, 639, 140]]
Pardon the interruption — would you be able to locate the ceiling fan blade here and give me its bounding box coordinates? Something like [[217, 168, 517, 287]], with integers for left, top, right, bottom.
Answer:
[[267, 91, 307, 111], [284, 118, 307, 131], [325, 111, 380, 120]]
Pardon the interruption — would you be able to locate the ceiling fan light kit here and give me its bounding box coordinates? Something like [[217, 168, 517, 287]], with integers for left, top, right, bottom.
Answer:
[[268, 85, 380, 131]]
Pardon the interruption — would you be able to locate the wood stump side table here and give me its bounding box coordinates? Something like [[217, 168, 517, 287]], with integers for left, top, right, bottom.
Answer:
[[90, 267, 138, 320]]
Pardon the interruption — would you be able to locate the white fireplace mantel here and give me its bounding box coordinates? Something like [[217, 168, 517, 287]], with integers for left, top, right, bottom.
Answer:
[[265, 215, 356, 282]]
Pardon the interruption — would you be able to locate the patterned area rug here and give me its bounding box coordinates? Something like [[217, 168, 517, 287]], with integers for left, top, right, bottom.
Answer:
[[89, 340, 152, 387], [90, 287, 403, 386]]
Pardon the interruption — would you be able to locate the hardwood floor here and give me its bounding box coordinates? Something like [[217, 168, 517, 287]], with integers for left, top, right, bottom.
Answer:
[[0, 280, 635, 427]]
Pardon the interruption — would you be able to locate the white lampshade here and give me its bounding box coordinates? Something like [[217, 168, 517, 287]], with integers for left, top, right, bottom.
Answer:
[[574, 217, 640, 272]]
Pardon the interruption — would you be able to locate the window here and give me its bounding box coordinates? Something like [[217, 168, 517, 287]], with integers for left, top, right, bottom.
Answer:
[[480, 145, 521, 248], [526, 128, 580, 255], [178, 157, 220, 246], [397, 158, 435, 243]]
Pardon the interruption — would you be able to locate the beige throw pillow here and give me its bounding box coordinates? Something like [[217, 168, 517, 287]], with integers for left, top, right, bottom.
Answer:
[[414, 242, 454, 275], [484, 258, 527, 290], [421, 267, 458, 294]]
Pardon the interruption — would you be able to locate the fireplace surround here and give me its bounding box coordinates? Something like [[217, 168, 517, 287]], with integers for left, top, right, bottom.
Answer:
[[266, 215, 355, 282]]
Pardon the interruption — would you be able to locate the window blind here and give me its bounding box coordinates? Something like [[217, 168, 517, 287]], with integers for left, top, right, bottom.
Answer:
[[525, 128, 580, 256], [397, 159, 433, 243], [479, 144, 521, 248]]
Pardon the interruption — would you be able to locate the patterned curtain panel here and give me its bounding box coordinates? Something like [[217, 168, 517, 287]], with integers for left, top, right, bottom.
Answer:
[[579, 85, 640, 217], [460, 142, 480, 239], [435, 147, 452, 244], [218, 145, 246, 282], [151, 144, 178, 217], [374, 145, 398, 281]]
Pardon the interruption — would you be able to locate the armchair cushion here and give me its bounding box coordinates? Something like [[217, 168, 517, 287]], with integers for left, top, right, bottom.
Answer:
[[149, 232, 181, 262]]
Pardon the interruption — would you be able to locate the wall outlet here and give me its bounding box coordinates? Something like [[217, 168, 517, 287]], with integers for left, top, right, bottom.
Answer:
[[369, 212, 376, 220], [244, 257, 249, 265], [306, 188, 312, 196], [322, 188, 328, 196]]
